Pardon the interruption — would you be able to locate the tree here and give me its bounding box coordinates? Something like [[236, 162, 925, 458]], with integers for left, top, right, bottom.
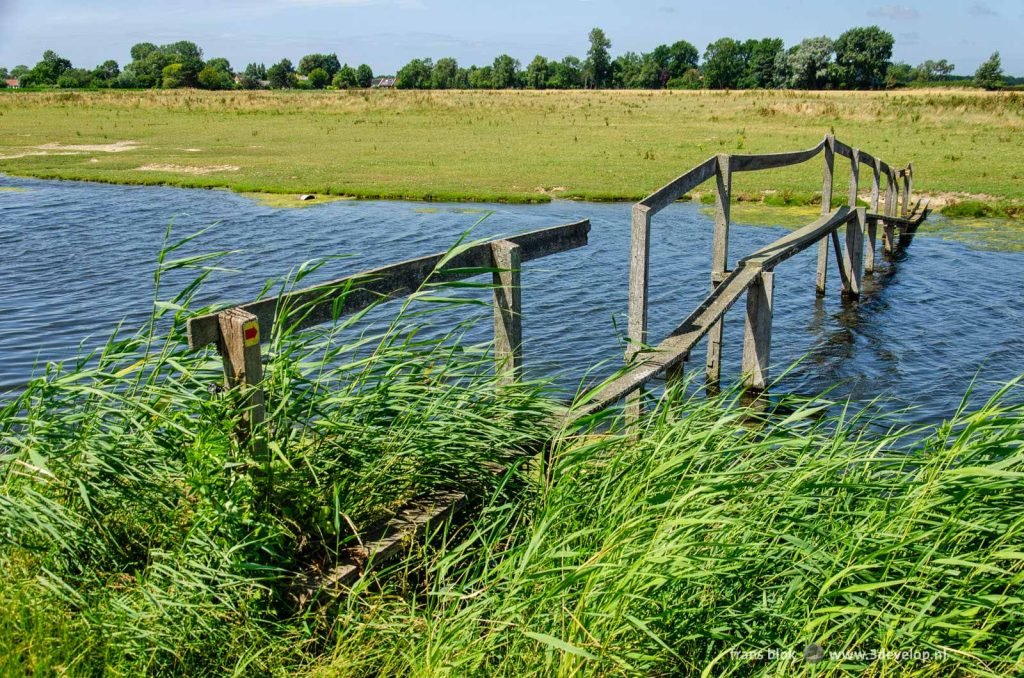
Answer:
[[307, 67, 330, 89], [974, 52, 1003, 90], [886, 62, 914, 88], [238, 63, 266, 89], [29, 49, 73, 85], [492, 54, 521, 89], [741, 38, 784, 88], [396, 58, 432, 89], [702, 38, 746, 89], [267, 59, 296, 89], [161, 63, 188, 88], [56, 68, 92, 88], [467, 65, 493, 89], [298, 53, 341, 78], [356, 64, 374, 88], [332, 65, 359, 88], [787, 37, 834, 89], [198, 65, 233, 89], [833, 26, 894, 89], [666, 40, 699, 78], [10, 65, 30, 80], [548, 56, 582, 89], [92, 60, 120, 84], [525, 55, 549, 89], [584, 27, 612, 88], [130, 43, 158, 62], [0, 67, 8, 80], [244, 63, 267, 80], [612, 52, 644, 88], [430, 57, 460, 89]]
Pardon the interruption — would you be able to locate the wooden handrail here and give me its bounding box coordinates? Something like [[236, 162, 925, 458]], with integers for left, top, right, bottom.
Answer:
[[187, 219, 591, 350]]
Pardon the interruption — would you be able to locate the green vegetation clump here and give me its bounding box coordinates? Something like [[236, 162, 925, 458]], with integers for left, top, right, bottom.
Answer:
[[941, 199, 1024, 219], [2, 232, 1024, 675]]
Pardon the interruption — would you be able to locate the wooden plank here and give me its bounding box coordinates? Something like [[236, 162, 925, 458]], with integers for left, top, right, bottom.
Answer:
[[816, 135, 835, 296], [187, 220, 590, 350], [730, 139, 825, 172], [217, 308, 270, 498], [740, 207, 852, 270], [574, 265, 764, 418], [848, 147, 861, 206], [626, 204, 652, 422], [299, 490, 468, 598], [832, 137, 854, 159], [902, 167, 911, 217], [843, 207, 866, 299], [705, 154, 731, 387], [866, 159, 881, 274], [639, 155, 719, 215], [490, 240, 522, 385], [741, 271, 774, 391]]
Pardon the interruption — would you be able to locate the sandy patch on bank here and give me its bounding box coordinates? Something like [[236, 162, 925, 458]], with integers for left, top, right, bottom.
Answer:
[[0, 150, 82, 160], [136, 164, 240, 175], [36, 140, 141, 153], [0, 140, 141, 161]]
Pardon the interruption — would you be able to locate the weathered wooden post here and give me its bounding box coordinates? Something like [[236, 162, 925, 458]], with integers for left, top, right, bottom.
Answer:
[[705, 153, 731, 388], [866, 158, 881, 274], [491, 240, 522, 385], [843, 207, 866, 299], [884, 169, 898, 253], [816, 134, 835, 296], [626, 203, 652, 421], [741, 270, 774, 391], [901, 166, 911, 217], [217, 308, 270, 496]]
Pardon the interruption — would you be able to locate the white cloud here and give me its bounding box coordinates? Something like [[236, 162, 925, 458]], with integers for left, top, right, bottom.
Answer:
[[868, 5, 921, 20], [969, 2, 998, 17]]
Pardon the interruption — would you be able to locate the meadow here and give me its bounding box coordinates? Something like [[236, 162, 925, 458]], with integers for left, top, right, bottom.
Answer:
[[1, 88, 1023, 209]]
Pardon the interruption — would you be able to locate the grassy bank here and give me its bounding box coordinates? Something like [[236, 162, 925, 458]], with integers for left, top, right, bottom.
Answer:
[[2, 235, 1023, 676], [1, 89, 1023, 208]]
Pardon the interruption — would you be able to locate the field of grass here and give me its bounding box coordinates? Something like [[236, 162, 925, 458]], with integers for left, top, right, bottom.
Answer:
[[1, 234, 1023, 676], [1, 89, 1023, 209]]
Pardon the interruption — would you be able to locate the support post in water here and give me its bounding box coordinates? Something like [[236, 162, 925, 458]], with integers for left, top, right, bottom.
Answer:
[[705, 153, 732, 389], [626, 203, 653, 422], [843, 208, 866, 299], [217, 308, 269, 494], [884, 170, 898, 253], [741, 270, 774, 391], [901, 166, 911, 217], [866, 158, 881, 274], [490, 240, 522, 385], [816, 134, 835, 296]]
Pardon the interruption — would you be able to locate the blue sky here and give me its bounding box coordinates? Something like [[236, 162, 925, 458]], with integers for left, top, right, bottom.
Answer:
[[0, 0, 1020, 75]]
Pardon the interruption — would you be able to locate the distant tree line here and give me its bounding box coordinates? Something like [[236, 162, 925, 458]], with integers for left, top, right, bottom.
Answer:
[[0, 42, 374, 91], [391, 27, 1008, 92], [0, 31, 1012, 92]]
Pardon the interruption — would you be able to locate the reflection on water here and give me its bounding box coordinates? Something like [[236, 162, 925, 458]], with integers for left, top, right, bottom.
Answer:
[[1, 174, 1023, 424]]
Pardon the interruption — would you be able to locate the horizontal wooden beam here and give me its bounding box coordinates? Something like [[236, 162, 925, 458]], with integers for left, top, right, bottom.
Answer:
[[570, 265, 763, 419], [730, 139, 826, 172], [639, 155, 718, 215], [187, 219, 591, 350], [740, 207, 853, 270]]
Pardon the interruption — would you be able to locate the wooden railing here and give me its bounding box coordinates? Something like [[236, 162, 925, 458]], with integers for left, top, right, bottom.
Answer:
[[185, 219, 590, 469], [605, 133, 925, 421]]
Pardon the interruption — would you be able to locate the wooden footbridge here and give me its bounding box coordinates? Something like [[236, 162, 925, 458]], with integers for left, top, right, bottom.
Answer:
[[184, 133, 929, 595]]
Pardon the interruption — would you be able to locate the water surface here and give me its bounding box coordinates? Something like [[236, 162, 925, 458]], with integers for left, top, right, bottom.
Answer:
[[2, 175, 1022, 424]]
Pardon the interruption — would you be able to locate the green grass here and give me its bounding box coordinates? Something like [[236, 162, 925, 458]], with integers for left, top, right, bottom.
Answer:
[[1, 89, 1024, 208], [1, 229, 1023, 675]]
